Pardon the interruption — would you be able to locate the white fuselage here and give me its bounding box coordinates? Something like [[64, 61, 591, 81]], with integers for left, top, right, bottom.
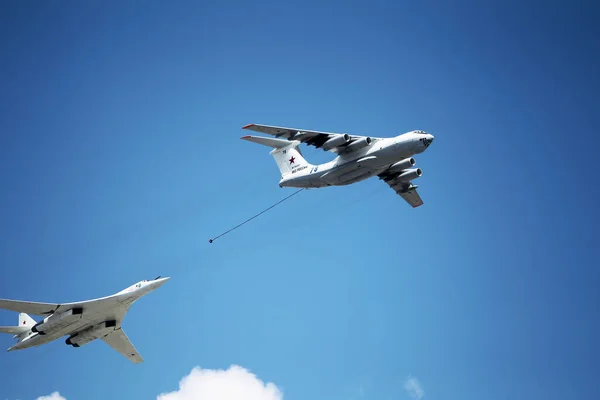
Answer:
[[8, 278, 168, 351], [280, 131, 434, 188]]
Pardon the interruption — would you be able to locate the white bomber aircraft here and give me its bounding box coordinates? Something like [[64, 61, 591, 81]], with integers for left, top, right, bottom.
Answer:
[[242, 123, 435, 207], [0, 276, 169, 364]]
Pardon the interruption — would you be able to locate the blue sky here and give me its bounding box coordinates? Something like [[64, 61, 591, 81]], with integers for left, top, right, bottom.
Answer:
[[1, 1, 599, 399]]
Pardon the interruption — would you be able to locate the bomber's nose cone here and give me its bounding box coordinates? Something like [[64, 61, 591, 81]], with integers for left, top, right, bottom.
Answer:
[[153, 277, 170, 288]]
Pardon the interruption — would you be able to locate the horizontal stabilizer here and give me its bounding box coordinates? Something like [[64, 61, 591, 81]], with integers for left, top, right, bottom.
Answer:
[[241, 135, 296, 149], [0, 313, 36, 335], [0, 326, 29, 335]]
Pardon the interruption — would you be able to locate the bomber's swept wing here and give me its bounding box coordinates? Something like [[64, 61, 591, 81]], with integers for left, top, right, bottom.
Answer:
[[0, 297, 115, 316], [102, 327, 143, 364], [242, 123, 375, 154], [0, 299, 63, 316], [378, 172, 424, 208]]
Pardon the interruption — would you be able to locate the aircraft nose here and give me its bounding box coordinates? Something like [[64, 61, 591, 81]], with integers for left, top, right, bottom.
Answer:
[[152, 277, 170, 288], [420, 134, 434, 149]]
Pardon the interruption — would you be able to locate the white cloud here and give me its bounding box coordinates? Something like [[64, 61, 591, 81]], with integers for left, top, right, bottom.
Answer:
[[157, 364, 283, 400], [404, 376, 424, 400], [36, 392, 67, 400], [31, 365, 280, 400]]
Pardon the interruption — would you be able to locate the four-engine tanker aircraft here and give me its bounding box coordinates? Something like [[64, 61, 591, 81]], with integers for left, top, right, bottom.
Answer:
[[0, 276, 169, 363], [242, 123, 435, 207]]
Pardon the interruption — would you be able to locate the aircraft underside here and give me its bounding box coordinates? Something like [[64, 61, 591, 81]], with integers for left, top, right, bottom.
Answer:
[[13, 316, 115, 350], [282, 161, 388, 188], [1, 277, 168, 363]]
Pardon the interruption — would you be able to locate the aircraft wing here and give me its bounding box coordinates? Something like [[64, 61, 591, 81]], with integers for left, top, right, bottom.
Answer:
[[0, 296, 117, 316], [397, 186, 424, 208], [0, 299, 62, 316], [102, 327, 144, 364], [242, 123, 373, 154], [378, 173, 424, 208]]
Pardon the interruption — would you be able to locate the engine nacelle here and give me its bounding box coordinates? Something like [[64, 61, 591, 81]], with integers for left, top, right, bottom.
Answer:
[[345, 137, 372, 151], [321, 134, 350, 151], [391, 168, 422, 184], [32, 307, 83, 335], [66, 320, 116, 347], [387, 158, 416, 174], [65, 333, 93, 348]]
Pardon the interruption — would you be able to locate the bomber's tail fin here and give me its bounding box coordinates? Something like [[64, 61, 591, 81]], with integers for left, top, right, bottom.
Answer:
[[242, 135, 313, 176], [19, 313, 35, 328], [0, 313, 35, 335]]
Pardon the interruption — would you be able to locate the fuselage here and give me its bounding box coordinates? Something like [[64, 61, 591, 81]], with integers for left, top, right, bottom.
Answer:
[[8, 278, 168, 351], [10, 299, 124, 350], [280, 131, 434, 188]]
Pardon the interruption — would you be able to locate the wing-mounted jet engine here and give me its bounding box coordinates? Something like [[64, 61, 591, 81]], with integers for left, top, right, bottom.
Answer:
[[66, 320, 117, 347], [32, 308, 83, 335]]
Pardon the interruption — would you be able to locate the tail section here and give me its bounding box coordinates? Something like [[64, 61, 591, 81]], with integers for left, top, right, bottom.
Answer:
[[271, 145, 311, 176], [19, 313, 35, 328], [0, 313, 35, 335], [242, 135, 313, 176]]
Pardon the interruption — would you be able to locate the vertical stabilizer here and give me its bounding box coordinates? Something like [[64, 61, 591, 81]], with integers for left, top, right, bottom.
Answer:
[[270, 145, 312, 176], [0, 313, 35, 336], [19, 313, 35, 328], [241, 135, 314, 177]]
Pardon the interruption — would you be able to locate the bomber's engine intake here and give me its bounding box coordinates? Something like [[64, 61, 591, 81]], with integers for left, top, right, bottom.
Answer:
[[321, 134, 350, 151], [32, 308, 83, 335], [65, 320, 117, 348]]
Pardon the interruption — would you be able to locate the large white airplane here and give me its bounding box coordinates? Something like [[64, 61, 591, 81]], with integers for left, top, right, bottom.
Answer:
[[0, 276, 169, 364], [242, 123, 435, 207]]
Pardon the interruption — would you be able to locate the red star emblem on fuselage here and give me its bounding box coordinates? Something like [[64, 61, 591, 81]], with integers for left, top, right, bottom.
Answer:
[[289, 156, 295, 164]]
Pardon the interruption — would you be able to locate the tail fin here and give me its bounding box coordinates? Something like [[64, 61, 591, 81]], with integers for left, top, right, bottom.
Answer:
[[19, 313, 35, 328], [0, 313, 35, 335], [271, 145, 312, 176], [242, 135, 313, 176]]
